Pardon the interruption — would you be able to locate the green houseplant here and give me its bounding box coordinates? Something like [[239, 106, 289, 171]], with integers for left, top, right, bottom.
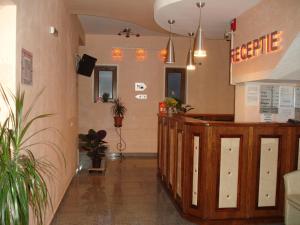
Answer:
[[101, 93, 110, 103], [0, 86, 60, 225], [164, 97, 178, 115], [78, 129, 108, 168], [111, 98, 127, 127], [175, 99, 194, 113]]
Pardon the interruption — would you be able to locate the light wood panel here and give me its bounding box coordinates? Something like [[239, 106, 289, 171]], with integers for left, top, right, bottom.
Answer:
[[218, 138, 240, 208], [192, 135, 200, 207], [298, 138, 300, 170], [176, 131, 183, 197], [258, 138, 279, 207]]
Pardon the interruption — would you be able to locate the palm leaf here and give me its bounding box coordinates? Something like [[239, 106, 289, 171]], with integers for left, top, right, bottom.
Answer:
[[0, 85, 63, 225]]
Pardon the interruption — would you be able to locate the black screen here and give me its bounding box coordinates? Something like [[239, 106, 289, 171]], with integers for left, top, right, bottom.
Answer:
[[77, 54, 97, 77]]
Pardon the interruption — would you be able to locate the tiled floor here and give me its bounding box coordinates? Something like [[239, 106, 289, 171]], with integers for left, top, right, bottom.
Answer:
[[51, 158, 196, 225], [51, 158, 284, 225]]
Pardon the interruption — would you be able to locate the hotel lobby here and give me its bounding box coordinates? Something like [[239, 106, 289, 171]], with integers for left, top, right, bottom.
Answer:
[[0, 0, 300, 225]]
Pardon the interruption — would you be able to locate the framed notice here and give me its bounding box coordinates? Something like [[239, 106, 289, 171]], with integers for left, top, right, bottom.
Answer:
[[295, 87, 300, 109], [246, 84, 259, 106], [21, 48, 33, 85], [260, 85, 279, 114]]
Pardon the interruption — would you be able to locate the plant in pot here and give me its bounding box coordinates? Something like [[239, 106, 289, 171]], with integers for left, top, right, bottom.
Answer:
[[0, 86, 62, 225], [164, 97, 178, 115], [111, 98, 127, 127], [101, 92, 110, 103], [78, 129, 108, 168], [175, 99, 194, 113]]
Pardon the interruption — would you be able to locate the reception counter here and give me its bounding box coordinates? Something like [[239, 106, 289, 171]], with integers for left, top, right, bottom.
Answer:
[[157, 113, 300, 224]]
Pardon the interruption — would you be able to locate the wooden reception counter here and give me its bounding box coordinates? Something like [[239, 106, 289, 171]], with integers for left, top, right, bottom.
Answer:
[[157, 113, 300, 224]]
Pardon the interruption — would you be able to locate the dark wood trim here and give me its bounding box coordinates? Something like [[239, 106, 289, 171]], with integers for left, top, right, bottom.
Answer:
[[165, 67, 186, 103], [94, 65, 117, 102]]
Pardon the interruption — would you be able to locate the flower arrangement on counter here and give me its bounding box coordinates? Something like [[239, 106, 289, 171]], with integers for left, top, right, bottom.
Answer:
[[164, 97, 178, 108], [164, 97, 194, 115]]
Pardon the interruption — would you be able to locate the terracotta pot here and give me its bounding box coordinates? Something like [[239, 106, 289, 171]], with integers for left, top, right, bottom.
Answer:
[[114, 116, 123, 127]]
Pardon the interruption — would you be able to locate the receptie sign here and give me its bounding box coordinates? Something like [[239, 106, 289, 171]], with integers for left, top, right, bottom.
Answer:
[[231, 31, 282, 64]]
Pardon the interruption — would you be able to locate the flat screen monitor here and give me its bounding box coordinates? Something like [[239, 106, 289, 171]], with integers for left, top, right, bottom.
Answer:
[[77, 54, 97, 77]]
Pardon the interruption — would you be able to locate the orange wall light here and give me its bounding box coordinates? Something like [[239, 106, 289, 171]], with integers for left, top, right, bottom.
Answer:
[[112, 48, 123, 60], [135, 48, 147, 61], [159, 48, 167, 62]]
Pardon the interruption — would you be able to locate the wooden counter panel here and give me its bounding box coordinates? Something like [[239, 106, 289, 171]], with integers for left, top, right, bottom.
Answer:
[[248, 127, 292, 218], [157, 114, 299, 223], [208, 126, 249, 219], [183, 125, 207, 218], [296, 127, 300, 170]]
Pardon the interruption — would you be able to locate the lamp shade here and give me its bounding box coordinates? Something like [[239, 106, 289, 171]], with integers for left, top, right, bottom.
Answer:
[[165, 37, 175, 64], [194, 26, 206, 58], [186, 49, 195, 70]]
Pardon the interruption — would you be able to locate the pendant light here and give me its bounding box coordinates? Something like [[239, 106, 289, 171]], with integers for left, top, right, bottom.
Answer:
[[186, 32, 196, 70], [165, 19, 175, 64], [194, 1, 207, 58]]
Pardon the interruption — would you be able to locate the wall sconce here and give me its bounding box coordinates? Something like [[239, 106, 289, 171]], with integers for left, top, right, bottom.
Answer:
[[135, 48, 147, 61], [49, 26, 58, 36], [159, 48, 167, 62], [112, 48, 123, 60]]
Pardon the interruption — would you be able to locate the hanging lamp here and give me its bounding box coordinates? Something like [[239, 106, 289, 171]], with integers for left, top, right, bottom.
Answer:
[[186, 32, 196, 70], [194, 1, 207, 58], [165, 19, 175, 64]]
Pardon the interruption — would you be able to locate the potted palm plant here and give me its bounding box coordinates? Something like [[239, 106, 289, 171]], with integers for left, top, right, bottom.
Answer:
[[0, 86, 61, 225], [111, 98, 127, 127], [78, 129, 108, 168]]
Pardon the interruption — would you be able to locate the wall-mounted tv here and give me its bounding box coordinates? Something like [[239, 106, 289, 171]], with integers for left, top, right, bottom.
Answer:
[[77, 54, 97, 77]]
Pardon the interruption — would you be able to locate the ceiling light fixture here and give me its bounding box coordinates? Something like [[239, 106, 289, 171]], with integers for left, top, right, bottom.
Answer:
[[165, 19, 175, 64], [118, 28, 140, 38], [186, 32, 196, 71], [194, 1, 207, 58]]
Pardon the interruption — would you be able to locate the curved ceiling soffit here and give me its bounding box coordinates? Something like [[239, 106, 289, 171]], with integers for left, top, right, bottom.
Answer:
[[78, 15, 168, 36], [70, 11, 167, 34]]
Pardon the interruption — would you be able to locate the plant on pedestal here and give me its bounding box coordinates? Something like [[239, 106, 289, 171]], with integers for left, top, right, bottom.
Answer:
[[111, 98, 127, 127]]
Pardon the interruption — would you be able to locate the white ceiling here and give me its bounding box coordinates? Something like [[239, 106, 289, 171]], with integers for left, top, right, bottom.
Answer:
[[68, 0, 165, 34], [154, 0, 262, 38], [69, 0, 261, 39], [79, 16, 164, 36]]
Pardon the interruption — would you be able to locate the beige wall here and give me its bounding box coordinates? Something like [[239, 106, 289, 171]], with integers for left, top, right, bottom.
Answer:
[[0, 2, 16, 121], [232, 0, 300, 83], [78, 35, 234, 153], [12, 0, 84, 224], [232, 0, 300, 122]]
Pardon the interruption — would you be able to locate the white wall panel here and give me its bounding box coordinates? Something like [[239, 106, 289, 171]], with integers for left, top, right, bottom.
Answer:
[[218, 138, 240, 208], [192, 136, 200, 206], [298, 138, 300, 170], [169, 128, 175, 186], [258, 138, 279, 207], [158, 123, 162, 171], [176, 132, 183, 197], [163, 124, 167, 177]]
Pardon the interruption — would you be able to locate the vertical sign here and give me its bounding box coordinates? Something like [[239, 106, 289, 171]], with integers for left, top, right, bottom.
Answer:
[[295, 87, 300, 109], [21, 49, 33, 85]]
